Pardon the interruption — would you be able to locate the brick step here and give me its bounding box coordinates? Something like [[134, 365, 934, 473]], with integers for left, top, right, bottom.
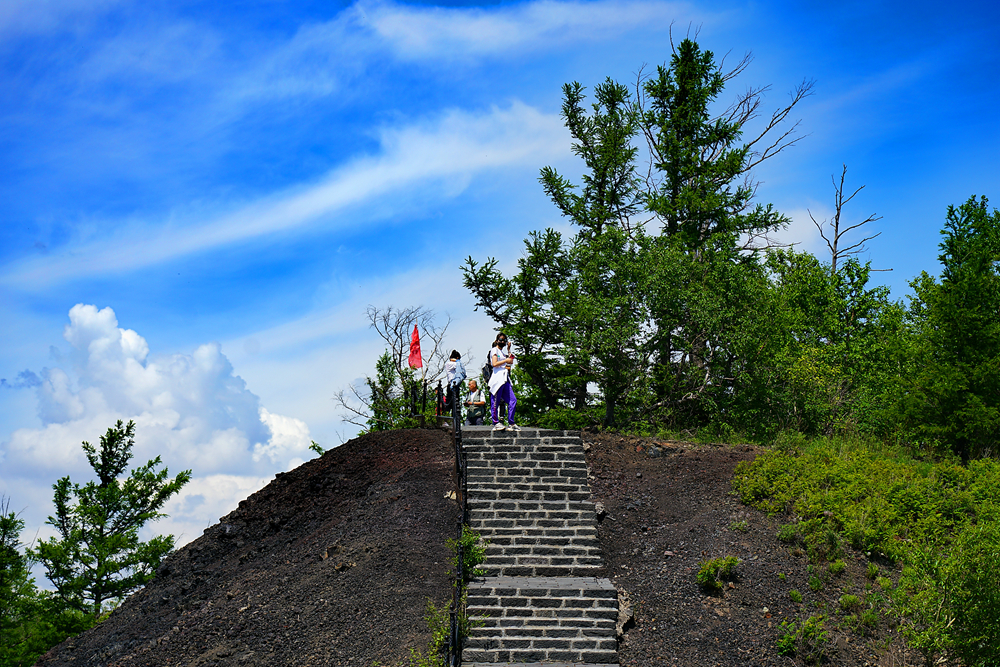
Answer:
[[463, 444, 584, 453], [467, 489, 591, 503], [484, 533, 600, 547], [464, 664, 618, 667], [461, 427, 580, 440], [478, 562, 604, 578], [462, 628, 618, 660], [478, 528, 598, 545], [484, 541, 602, 559], [466, 460, 588, 473], [467, 576, 616, 614], [466, 480, 590, 493]]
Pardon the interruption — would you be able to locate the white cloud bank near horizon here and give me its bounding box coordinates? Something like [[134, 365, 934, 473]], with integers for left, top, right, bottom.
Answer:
[[1, 304, 314, 548]]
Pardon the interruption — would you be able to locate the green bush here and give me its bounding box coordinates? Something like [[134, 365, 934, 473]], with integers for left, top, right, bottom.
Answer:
[[696, 556, 739, 592], [776, 615, 829, 664], [892, 520, 1000, 666], [777, 522, 798, 544], [534, 406, 598, 430], [839, 594, 861, 612], [447, 526, 488, 585], [828, 559, 846, 576], [789, 589, 803, 603]]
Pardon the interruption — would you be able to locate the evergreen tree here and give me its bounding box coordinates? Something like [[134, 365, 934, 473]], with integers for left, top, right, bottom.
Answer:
[[31, 421, 191, 617], [896, 196, 1000, 459]]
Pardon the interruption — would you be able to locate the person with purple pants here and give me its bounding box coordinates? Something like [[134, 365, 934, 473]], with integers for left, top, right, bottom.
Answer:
[[487, 332, 518, 431]]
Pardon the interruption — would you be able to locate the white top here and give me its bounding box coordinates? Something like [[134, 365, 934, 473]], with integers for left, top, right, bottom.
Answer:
[[488, 344, 511, 395]]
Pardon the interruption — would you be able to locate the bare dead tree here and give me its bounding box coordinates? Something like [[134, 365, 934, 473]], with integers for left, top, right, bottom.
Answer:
[[365, 305, 453, 385], [810, 165, 882, 273], [332, 305, 463, 432]]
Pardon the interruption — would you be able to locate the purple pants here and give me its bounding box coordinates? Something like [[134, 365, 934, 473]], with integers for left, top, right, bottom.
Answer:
[[491, 380, 516, 424]]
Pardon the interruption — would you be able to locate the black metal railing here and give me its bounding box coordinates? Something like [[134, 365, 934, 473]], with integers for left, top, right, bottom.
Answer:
[[446, 382, 467, 666]]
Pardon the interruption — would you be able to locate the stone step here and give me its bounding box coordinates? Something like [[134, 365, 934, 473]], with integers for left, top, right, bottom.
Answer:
[[478, 562, 604, 578], [466, 488, 591, 503], [463, 577, 618, 663], [465, 664, 618, 667], [460, 427, 617, 664], [484, 533, 600, 548], [478, 528, 599, 546], [461, 427, 580, 440]]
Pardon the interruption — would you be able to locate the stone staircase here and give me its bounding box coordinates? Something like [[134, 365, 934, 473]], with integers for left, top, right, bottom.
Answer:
[[461, 427, 619, 667]]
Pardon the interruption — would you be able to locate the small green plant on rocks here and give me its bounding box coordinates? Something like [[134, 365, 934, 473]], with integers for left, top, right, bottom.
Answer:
[[789, 589, 803, 603], [776, 615, 829, 664], [696, 555, 739, 592], [777, 522, 798, 544], [447, 525, 488, 584], [839, 594, 861, 613], [828, 559, 846, 576], [406, 526, 488, 667], [729, 520, 749, 532]]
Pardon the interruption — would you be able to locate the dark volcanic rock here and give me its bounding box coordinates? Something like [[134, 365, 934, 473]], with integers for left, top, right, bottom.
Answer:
[[37, 429, 460, 667]]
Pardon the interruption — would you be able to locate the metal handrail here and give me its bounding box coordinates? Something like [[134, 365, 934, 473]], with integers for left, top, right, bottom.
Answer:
[[447, 383, 467, 666]]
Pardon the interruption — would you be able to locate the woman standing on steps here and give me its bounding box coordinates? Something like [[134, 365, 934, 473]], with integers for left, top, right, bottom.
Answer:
[[488, 332, 519, 431]]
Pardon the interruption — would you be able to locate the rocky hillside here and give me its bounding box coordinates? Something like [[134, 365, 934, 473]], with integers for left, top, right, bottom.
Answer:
[[37, 428, 460, 667]]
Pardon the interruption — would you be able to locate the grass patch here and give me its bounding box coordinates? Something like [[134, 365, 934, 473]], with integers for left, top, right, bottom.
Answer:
[[732, 433, 1000, 666]]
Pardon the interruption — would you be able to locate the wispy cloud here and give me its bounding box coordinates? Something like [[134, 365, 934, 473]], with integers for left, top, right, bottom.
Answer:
[[1, 101, 567, 288], [0, 0, 123, 37], [356, 0, 693, 60]]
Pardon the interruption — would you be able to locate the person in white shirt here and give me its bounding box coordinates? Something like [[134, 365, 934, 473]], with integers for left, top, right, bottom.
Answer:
[[488, 333, 518, 431]]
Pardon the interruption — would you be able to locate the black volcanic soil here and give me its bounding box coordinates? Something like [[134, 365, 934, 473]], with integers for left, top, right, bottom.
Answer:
[[584, 431, 912, 667], [38, 428, 461, 667], [38, 428, 914, 666]]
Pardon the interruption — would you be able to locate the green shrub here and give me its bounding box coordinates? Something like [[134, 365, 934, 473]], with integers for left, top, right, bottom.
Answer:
[[789, 589, 803, 603], [799, 615, 830, 664], [776, 620, 798, 656], [729, 520, 749, 532], [696, 556, 739, 592], [447, 526, 488, 584], [866, 562, 879, 580], [777, 522, 799, 543], [859, 608, 878, 633], [839, 594, 861, 612], [828, 559, 846, 576], [775, 615, 829, 664], [535, 406, 596, 430], [808, 574, 823, 592]]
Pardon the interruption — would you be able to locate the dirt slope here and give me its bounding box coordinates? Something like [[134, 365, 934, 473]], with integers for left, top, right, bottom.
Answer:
[[585, 431, 911, 667], [36, 428, 912, 666], [37, 428, 460, 667]]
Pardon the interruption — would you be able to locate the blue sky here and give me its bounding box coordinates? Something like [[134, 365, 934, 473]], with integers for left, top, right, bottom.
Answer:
[[2, 0, 998, 549]]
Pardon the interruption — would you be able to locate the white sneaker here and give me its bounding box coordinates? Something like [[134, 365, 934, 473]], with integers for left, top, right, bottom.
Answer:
[[509, 423, 521, 432], [492, 423, 506, 431]]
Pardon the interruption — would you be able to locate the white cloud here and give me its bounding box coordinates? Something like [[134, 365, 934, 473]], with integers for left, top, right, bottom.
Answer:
[[356, 0, 692, 60], [0, 0, 123, 37], [768, 206, 827, 257], [1, 304, 314, 548], [1, 101, 567, 289]]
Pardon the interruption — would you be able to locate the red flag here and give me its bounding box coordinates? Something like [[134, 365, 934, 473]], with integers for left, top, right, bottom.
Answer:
[[408, 324, 422, 368]]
